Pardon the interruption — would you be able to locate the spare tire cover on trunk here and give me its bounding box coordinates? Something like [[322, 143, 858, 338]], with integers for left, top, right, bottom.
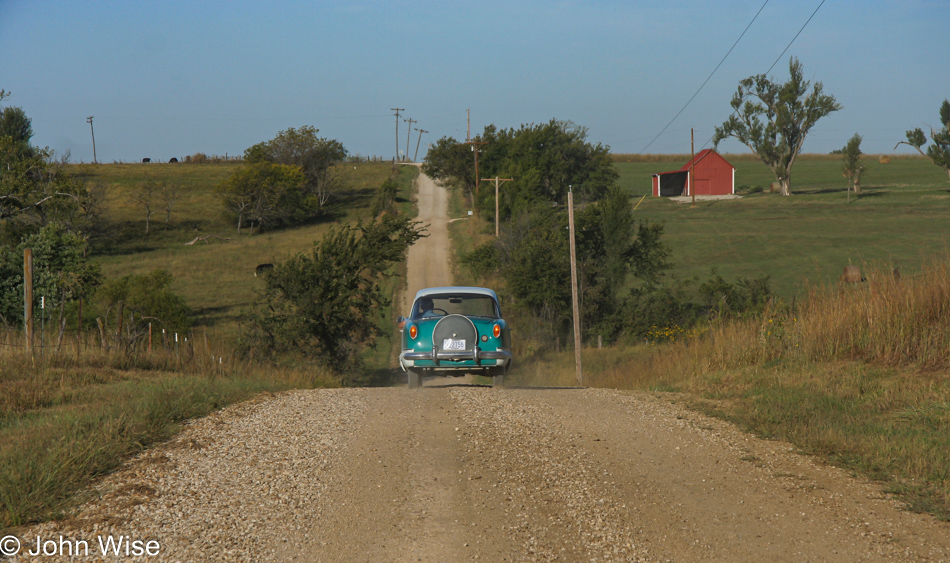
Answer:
[[432, 315, 478, 351]]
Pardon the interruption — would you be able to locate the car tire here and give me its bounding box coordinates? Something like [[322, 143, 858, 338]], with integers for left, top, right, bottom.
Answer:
[[407, 369, 422, 389]]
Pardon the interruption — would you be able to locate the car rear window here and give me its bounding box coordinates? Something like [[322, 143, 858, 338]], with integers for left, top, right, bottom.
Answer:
[[411, 294, 500, 320]]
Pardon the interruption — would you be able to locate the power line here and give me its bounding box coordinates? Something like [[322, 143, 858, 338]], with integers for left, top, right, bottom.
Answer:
[[638, 0, 770, 154], [765, 0, 825, 75], [698, 0, 827, 153]]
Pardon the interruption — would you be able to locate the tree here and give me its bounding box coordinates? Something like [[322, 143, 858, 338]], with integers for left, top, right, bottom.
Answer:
[[0, 102, 92, 239], [370, 178, 399, 217], [0, 139, 90, 241], [94, 269, 193, 343], [244, 126, 347, 210], [421, 136, 474, 198], [0, 106, 34, 155], [241, 214, 425, 379], [217, 162, 305, 233], [896, 99, 950, 182], [159, 181, 184, 228], [841, 133, 865, 196], [130, 180, 159, 234], [463, 190, 671, 342], [0, 222, 101, 328], [713, 57, 842, 196], [423, 120, 618, 216]]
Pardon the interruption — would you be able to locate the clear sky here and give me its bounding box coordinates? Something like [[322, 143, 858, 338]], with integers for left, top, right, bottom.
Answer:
[[1, 0, 947, 163]]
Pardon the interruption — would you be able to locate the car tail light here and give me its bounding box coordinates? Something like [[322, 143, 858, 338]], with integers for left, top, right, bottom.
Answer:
[[409, 324, 418, 339], [493, 323, 501, 338]]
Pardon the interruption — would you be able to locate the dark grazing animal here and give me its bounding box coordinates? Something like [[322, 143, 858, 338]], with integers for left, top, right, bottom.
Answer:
[[142, 158, 151, 163], [255, 263, 274, 277]]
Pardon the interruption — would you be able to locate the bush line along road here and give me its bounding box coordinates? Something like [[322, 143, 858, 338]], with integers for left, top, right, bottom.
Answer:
[[9, 170, 950, 562]]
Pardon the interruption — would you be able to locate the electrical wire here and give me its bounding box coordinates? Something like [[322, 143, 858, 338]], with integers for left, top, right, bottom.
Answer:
[[637, 0, 770, 154], [764, 0, 826, 75], [698, 0, 827, 153]]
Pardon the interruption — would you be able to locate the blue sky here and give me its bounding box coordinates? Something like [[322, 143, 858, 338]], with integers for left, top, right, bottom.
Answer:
[[1, 0, 947, 163]]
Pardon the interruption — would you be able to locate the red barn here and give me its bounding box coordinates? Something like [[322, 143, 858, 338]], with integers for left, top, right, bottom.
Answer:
[[651, 150, 735, 197]]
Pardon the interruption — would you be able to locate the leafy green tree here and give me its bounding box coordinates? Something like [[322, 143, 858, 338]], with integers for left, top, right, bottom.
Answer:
[[0, 106, 92, 240], [494, 120, 617, 207], [0, 106, 34, 155], [244, 126, 347, 209], [94, 269, 193, 338], [841, 133, 865, 195], [896, 99, 950, 182], [0, 222, 101, 327], [423, 120, 617, 217], [713, 57, 842, 196], [464, 192, 671, 342], [241, 214, 425, 379], [421, 136, 475, 198], [217, 162, 306, 233], [370, 178, 399, 217]]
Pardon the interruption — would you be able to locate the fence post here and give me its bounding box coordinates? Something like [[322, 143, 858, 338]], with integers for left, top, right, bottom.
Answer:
[[24, 248, 33, 355]]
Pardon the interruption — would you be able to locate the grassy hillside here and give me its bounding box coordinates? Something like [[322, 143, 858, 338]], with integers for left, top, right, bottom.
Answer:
[[1, 161, 419, 531], [76, 162, 419, 339], [613, 154, 950, 300]]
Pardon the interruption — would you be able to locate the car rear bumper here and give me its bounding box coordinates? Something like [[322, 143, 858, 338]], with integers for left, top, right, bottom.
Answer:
[[400, 347, 512, 370]]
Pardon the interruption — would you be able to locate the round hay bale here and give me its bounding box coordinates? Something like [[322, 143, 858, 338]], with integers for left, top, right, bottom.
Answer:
[[841, 265, 863, 283]]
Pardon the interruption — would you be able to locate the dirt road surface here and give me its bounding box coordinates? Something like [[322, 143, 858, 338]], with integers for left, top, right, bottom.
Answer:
[[11, 169, 950, 562], [402, 163, 453, 313]]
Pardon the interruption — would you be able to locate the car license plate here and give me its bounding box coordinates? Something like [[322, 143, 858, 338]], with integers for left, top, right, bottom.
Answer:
[[442, 338, 466, 351]]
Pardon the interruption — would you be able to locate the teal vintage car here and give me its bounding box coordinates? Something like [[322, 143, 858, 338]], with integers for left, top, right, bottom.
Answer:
[[398, 287, 512, 388]]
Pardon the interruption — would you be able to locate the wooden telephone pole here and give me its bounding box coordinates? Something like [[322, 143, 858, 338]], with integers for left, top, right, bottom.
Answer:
[[403, 117, 416, 162], [413, 128, 428, 163], [391, 108, 405, 160], [464, 138, 488, 214], [481, 177, 513, 236], [690, 128, 696, 208], [568, 190, 583, 386], [24, 248, 33, 355], [86, 116, 97, 164]]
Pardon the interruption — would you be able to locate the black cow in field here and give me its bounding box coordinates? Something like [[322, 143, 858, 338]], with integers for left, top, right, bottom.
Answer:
[[255, 264, 274, 277], [142, 158, 151, 163], [169, 157, 178, 163]]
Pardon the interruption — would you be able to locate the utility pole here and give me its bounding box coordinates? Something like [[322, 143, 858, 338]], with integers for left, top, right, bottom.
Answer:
[[87, 116, 97, 164], [404, 117, 416, 162], [464, 138, 488, 214], [481, 177, 513, 237], [466, 108, 470, 142], [690, 127, 696, 208], [568, 189, 583, 386], [391, 108, 405, 161], [413, 128, 428, 163], [24, 248, 33, 355]]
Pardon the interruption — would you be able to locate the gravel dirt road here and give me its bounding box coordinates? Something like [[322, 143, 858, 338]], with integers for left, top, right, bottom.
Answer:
[[10, 169, 950, 562]]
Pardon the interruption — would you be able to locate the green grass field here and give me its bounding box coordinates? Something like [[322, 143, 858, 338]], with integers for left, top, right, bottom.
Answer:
[[77, 162, 418, 341], [613, 154, 950, 299]]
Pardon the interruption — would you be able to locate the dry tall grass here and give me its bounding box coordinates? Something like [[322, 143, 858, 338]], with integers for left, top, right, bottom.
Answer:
[[638, 258, 950, 381], [0, 330, 336, 530]]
